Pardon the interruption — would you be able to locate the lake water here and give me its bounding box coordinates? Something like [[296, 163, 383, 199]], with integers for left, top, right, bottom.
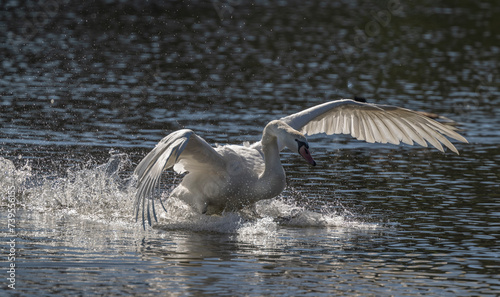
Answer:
[[1, 0, 499, 296]]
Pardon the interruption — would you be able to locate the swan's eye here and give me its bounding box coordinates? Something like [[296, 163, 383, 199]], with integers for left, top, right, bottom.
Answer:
[[296, 140, 309, 149]]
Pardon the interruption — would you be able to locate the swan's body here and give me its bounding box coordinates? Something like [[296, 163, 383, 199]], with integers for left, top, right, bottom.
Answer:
[[134, 99, 468, 227]]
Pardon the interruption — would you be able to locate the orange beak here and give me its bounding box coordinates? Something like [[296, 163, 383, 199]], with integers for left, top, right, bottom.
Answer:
[[299, 144, 316, 166]]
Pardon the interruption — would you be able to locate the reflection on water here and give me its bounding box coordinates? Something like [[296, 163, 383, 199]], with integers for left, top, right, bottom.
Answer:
[[1, 0, 500, 295]]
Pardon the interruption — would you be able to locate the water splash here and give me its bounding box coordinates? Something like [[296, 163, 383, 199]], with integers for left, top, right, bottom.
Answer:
[[154, 194, 379, 236], [0, 153, 380, 236], [0, 156, 32, 208], [0, 153, 136, 225]]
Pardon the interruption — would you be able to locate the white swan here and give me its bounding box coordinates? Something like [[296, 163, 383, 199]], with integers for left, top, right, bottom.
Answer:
[[134, 99, 468, 227]]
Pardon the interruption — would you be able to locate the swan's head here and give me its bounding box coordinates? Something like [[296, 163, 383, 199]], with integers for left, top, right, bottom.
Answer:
[[264, 120, 317, 166], [282, 132, 316, 167], [293, 137, 316, 166]]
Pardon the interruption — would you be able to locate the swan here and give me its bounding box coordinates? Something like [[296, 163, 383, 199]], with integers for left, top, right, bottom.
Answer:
[[134, 99, 468, 227]]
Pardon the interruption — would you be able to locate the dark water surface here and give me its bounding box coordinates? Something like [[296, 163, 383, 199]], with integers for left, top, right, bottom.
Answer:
[[1, 0, 499, 296]]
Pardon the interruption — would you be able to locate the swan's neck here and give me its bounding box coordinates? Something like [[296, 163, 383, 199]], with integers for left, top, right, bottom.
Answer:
[[256, 125, 286, 197], [261, 134, 284, 177]]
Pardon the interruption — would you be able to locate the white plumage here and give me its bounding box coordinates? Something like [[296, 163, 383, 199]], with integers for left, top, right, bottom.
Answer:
[[134, 99, 467, 227]]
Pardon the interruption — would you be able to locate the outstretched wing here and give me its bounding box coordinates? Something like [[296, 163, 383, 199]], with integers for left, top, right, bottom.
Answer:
[[134, 129, 225, 228], [280, 99, 468, 154]]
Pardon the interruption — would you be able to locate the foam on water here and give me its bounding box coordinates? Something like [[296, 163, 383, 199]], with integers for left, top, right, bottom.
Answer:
[[0, 153, 380, 236]]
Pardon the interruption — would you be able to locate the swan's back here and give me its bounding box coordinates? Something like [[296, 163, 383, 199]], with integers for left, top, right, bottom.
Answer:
[[177, 144, 267, 213], [218, 144, 265, 178]]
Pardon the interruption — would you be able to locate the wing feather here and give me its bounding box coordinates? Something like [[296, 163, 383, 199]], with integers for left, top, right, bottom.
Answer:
[[358, 111, 374, 143], [388, 116, 415, 146], [371, 112, 398, 144], [333, 113, 342, 134], [280, 99, 467, 153], [351, 111, 360, 140], [134, 129, 225, 228], [360, 110, 380, 143]]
